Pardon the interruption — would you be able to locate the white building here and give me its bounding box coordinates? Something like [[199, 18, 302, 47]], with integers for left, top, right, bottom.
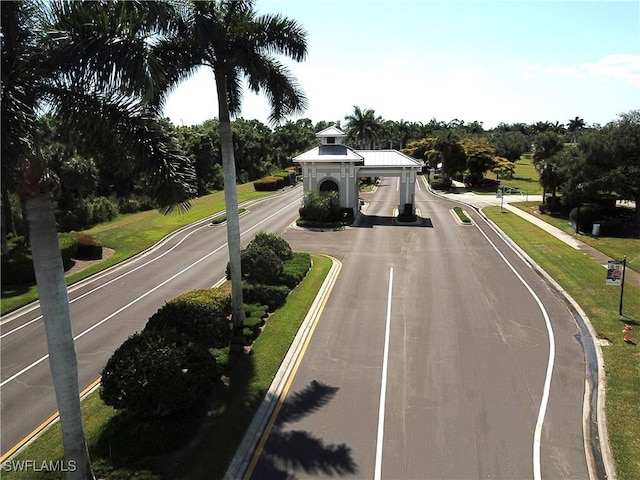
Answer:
[[294, 127, 422, 213]]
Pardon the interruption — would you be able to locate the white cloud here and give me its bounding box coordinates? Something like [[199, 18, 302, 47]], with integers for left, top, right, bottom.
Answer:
[[583, 54, 640, 87]]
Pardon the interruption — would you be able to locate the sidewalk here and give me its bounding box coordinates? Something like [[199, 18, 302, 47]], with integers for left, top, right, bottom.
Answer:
[[439, 180, 639, 289], [503, 203, 639, 289]]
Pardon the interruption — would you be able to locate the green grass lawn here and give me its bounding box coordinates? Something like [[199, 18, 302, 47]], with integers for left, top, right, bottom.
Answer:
[[511, 202, 640, 272], [473, 156, 543, 195], [484, 207, 640, 480], [2, 254, 333, 480]]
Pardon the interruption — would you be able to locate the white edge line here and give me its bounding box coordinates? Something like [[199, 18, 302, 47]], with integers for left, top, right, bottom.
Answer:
[[473, 221, 555, 480]]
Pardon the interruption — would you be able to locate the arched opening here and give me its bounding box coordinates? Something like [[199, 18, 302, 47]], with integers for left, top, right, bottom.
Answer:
[[319, 179, 339, 194]]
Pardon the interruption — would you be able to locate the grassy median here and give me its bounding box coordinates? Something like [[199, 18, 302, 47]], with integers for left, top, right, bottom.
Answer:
[[484, 206, 640, 480]]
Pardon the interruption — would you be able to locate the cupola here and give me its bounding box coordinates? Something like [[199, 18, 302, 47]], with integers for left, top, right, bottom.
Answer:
[[316, 126, 347, 145]]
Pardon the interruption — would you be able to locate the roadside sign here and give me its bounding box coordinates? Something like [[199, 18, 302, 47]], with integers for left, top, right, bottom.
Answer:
[[606, 260, 623, 285]]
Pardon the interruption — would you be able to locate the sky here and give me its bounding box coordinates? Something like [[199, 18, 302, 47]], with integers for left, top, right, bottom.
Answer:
[[162, 0, 640, 130]]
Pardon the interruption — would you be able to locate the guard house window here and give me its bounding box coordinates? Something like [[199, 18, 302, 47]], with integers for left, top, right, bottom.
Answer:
[[326, 137, 336, 144]]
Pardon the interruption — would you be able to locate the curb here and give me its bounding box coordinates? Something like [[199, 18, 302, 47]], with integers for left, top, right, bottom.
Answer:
[[224, 256, 342, 480]]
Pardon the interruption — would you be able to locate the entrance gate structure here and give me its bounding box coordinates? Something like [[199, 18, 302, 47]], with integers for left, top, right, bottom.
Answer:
[[294, 127, 422, 213]]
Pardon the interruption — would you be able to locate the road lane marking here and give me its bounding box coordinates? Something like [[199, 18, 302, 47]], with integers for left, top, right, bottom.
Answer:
[[374, 267, 394, 480], [0, 197, 301, 387], [473, 220, 556, 480], [0, 378, 101, 463]]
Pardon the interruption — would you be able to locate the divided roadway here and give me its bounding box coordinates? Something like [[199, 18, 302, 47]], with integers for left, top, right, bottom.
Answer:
[[0, 186, 303, 457]]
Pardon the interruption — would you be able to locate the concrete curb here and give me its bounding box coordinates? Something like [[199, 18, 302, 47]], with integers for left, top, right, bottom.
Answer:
[[224, 256, 342, 480]]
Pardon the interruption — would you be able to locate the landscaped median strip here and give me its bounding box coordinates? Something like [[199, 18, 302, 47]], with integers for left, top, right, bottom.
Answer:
[[225, 256, 342, 480]]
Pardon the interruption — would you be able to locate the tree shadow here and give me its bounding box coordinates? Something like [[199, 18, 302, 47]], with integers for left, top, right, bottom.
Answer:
[[253, 380, 358, 479]]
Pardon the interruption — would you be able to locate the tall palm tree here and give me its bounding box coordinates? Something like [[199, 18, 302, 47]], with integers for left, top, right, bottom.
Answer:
[[2, 3, 195, 478], [344, 106, 384, 149], [567, 116, 586, 143], [157, 0, 308, 328]]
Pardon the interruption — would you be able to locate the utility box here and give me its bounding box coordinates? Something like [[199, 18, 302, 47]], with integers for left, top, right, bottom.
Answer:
[[592, 223, 601, 236]]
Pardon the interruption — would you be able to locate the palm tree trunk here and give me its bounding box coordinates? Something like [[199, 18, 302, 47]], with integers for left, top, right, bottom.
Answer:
[[215, 72, 246, 329], [24, 193, 94, 480]]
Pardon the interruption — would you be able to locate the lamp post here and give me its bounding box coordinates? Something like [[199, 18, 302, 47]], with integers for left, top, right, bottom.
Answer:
[[575, 183, 583, 234]]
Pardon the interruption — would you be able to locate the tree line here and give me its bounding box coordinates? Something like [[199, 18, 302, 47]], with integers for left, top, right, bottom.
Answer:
[[7, 106, 632, 242]]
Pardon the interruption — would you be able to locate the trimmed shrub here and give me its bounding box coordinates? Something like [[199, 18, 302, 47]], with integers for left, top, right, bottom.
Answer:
[[242, 283, 290, 311], [58, 232, 78, 268], [249, 231, 293, 260], [254, 176, 285, 191], [240, 243, 283, 284], [100, 331, 217, 417], [74, 232, 103, 260], [429, 177, 452, 190], [278, 252, 312, 288], [145, 290, 232, 349]]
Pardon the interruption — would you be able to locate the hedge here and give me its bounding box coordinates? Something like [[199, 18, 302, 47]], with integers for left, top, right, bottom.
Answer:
[[253, 176, 285, 191], [242, 283, 290, 311], [278, 252, 312, 288]]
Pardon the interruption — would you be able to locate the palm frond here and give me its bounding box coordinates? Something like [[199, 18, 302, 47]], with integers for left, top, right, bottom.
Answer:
[[252, 13, 308, 62], [243, 57, 307, 124], [46, 86, 196, 212]]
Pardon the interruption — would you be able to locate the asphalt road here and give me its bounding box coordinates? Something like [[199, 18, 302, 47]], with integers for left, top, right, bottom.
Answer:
[[0, 186, 304, 457], [250, 177, 591, 479]]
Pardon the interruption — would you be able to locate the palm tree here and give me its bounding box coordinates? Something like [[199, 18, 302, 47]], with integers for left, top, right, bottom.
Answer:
[[344, 106, 384, 149], [2, 3, 195, 478], [567, 116, 586, 143], [156, 0, 308, 328]]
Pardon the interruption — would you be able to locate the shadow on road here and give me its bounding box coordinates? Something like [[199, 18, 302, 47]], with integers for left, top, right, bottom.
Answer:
[[253, 380, 358, 479], [354, 214, 434, 228]]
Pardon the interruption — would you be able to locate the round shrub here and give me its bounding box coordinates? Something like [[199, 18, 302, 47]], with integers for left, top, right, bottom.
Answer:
[[249, 231, 293, 260], [100, 331, 217, 417], [241, 243, 283, 284], [145, 295, 232, 349], [569, 203, 602, 233]]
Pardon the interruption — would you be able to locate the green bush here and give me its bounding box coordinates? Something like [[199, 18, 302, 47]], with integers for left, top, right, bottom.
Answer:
[[429, 177, 452, 190], [272, 170, 296, 186], [299, 190, 341, 222], [279, 252, 311, 288], [249, 231, 293, 260], [570, 203, 602, 233], [74, 232, 103, 260], [253, 176, 285, 191], [145, 290, 232, 349], [240, 243, 283, 284], [89, 196, 119, 225], [58, 232, 78, 267], [100, 331, 218, 417], [242, 283, 290, 311]]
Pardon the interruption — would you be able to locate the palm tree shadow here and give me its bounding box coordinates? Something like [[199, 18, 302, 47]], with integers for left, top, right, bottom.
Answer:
[[253, 380, 358, 479]]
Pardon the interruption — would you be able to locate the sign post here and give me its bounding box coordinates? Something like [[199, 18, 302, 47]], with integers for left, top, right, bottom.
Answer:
[[606, 256, 627, 315]]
